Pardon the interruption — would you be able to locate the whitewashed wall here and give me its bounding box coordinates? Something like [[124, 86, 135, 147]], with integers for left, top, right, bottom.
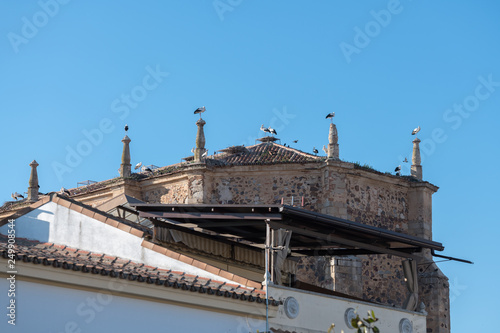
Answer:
[[0, 202, 236, 283], [0, 279, 266, 333]]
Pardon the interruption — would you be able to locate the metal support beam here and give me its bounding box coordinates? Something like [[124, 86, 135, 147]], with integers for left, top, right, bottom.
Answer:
[[269, 221, 418, 259], [138, 211, 282, 221]]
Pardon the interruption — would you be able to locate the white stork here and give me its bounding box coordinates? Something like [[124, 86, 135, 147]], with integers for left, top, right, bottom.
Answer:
[[194, 106, 206, 118], [395, 165, 401, 176], [261, 124, 271, 134], [326, 112, 335, 121], [59, 187, 70, 196], [11, 192, 24, 201]]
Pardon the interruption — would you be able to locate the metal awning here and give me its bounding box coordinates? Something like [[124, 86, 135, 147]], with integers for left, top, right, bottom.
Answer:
[[130, 203, 444, 260]]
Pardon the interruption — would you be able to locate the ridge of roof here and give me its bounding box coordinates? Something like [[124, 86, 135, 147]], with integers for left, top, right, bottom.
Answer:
[[0, 235, 276, 305]]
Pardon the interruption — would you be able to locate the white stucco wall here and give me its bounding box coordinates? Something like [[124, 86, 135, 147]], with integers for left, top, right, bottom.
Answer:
[[269, 285, 427, 333], [0, 202, 236, 283], [0, 279, 266, 333]]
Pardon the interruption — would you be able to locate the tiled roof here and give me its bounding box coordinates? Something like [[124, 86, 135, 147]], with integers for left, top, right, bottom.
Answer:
[[0, 234, 277, 305], [207, 143, 323, 167], [0, 197, 34, 214]]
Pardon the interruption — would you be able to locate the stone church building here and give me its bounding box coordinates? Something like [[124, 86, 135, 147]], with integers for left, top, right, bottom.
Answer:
[[2, 118, 451, 332]]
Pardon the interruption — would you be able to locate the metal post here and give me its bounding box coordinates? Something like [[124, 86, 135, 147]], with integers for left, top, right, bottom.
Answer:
[[265, 220, 270, 333]]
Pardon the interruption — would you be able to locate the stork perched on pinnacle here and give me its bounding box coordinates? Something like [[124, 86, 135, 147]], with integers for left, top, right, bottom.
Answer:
[[411, 126, 421, 137], [325, 112, 335, 122], [194, 106, 206, 119]]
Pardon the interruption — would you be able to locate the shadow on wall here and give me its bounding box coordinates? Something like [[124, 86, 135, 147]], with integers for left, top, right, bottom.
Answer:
[[0, 209, 52, 242]]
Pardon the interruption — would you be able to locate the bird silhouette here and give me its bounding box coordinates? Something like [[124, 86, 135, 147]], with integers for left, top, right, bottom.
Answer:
[[325, 112, 335, 121], [395, 165, 402, 176]]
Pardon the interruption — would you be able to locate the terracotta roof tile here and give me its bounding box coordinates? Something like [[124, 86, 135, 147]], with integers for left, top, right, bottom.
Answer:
[[141, 240, 155, 250], [58, 199, 72, 209], [0, 235, 276, 305], [117, 223, 132, 233], [206, 142, 322, 167], [70, 203, 84, 214], [130, 228, 144, 238], [105, 218, 119, 228], [94, 213, 107, 223]]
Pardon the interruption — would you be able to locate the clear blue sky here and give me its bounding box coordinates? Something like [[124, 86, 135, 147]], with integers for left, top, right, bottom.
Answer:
[[1, 1, 498, 331]]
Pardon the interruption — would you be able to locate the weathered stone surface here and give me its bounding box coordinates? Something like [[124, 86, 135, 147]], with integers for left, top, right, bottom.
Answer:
[[361, 254, 407, 307], [296, 256, 334, 290], [145, 181, 189, 204]]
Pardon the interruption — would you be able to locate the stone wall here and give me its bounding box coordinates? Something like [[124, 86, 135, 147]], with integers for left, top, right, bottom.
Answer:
[[144, 179, 189, 204], [296, 256, 334, 290], [331, 255, 363, 298], [345, 175, 409, 233], [205, 166, 322, 211], [361, 254, 407, 307], [419, 265, 450, 333]]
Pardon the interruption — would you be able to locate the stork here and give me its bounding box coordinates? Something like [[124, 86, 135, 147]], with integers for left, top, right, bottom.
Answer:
[[395, 165, 401, 176], [313, 147, 319, 155], [194, 106, 206, 118], [11, 192, 24, 201], [134, 162, 142, 170], [412, 126, 421, 136], [325, 112, 335, 121], [59, 187, 70, 196]]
